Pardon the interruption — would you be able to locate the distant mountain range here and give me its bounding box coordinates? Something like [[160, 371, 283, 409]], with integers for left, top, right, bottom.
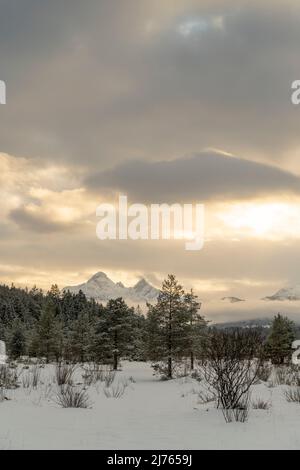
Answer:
[[263, 285, 300, 301], [63, 271, 159, 305], [223, 285, 300, 302], [221, 296, 245, 303], [214, 317, 273, 329], [63, 271, 300, 314]]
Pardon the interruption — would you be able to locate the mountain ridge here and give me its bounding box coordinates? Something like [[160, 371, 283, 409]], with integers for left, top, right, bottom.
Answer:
[[63, 271, 159, 305], [263, 284, 300, 301]]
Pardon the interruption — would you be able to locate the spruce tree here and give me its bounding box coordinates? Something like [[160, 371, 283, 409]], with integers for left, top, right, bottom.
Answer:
[[33, 300, 63, 362], [70, 309, 96, 362], [266, 314, 295, 364], [96, 297, 135, 370], [184, 289, 207, 370], [9, 320, 26, 359]]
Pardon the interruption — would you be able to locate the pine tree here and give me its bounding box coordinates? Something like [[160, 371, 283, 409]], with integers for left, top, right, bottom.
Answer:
[[147, 274, 189, 379], [184, 289, 207, 370], [266, 314, 295, 364]]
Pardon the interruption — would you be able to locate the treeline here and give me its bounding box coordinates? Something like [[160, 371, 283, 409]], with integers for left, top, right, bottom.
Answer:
[[0, 275, 207, 375], [0, 283, 146, 367], [0, 275, 298, 376]]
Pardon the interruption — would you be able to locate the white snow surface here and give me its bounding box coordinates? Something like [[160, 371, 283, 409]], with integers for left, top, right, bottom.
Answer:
[[1, 361, 300, 450]]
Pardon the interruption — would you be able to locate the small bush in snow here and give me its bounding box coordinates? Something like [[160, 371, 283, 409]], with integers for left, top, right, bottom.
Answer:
[[82, 364, 115, 386], [256, 363, 272, 382], [252, 398, 271, 410], [197, 390, 216, 404], [55, 363, 76, 386], [103, 382, 127, 398], [0, 365, 19, 389], [0, 387, 5, 402], [284, 387, 300, 403], [284, 366, 300, 387], [201, 329, 263, 423], [22, 365, 42, 389], [275, 367, 287, 385], [55, 384, 91, 408], [222, 393, 251, 423], [31, 365, 42, 388], [104, 370, 116, 388]]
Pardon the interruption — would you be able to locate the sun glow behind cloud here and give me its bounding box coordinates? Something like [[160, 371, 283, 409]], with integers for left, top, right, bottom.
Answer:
[[215, 201, 300, 240]]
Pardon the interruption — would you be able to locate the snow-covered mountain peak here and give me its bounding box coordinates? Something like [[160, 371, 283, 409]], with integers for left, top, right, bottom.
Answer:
[[133, 278, 148, 291], [263, 284, 300, 301], [89, 271, 110, 282], [63, 272, 159, 305]]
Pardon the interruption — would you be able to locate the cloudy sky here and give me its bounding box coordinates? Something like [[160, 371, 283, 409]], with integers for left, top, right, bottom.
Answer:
[[1, 0, 300, 319]]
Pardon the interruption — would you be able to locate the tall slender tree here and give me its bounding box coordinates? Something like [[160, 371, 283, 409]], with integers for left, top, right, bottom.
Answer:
[[184, 289, 207, 370], [147, 275, 189, 379]]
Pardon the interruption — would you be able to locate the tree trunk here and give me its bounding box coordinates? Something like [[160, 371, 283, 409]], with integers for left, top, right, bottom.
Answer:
[[190, 351, 194, 370], [113, 351, 118, 371], [167, 356, 172, 379], [167, 299, 172, 379], [113, 330, 118, 370]]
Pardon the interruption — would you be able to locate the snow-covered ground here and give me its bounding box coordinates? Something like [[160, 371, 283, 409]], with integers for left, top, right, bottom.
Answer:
[[1, 361, 300, 450]]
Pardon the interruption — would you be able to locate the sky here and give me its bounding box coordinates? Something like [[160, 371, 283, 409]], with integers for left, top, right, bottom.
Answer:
[[1, 0, 300, 320]]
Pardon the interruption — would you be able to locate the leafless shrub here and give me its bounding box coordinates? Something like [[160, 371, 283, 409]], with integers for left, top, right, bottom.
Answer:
[[202, 328, 263, 422], [31, 365, 41, 388], [197, 390, 216, 404], [82, 372, 93, 386], [103, 382, 127, 398], [252, 398, 271, 410], [275, 366, 291, 385], [55, 363, 76, 386], [256, 363, 272, 382], [190, 368, 203, 382], [104, 370, 116, 387], [22, 365, 42, 390], [55, 385, 91, 408], [152, 361, 187, 380], [222, 393, 250, 423], [284, 386, 300, 403], [82, 363, 113, 385], [0, 388, 5, 402], [22, 371, 32, 389], [284, 366, 300, 386], [0, 365, 19, 389]]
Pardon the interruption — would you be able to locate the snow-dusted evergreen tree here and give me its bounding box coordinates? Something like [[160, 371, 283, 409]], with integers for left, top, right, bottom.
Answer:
[[184, 289, 207, 370], [30, 300, 63, 362], [147, 274, 189, 379], [9, 319, 26, 359], [266, 314, 295, 364], [129, 305, 147, 361], [94, 297, 135, 369], [69, 309, 96, 362]]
